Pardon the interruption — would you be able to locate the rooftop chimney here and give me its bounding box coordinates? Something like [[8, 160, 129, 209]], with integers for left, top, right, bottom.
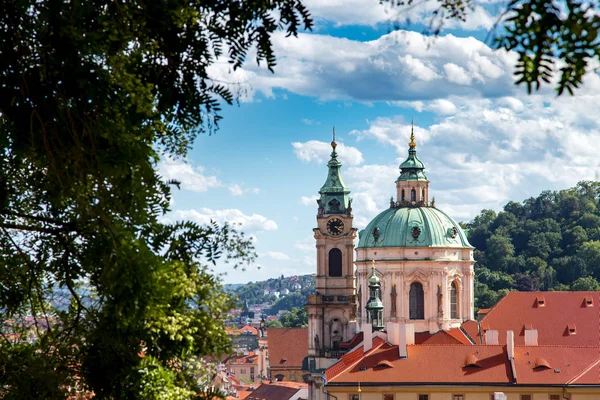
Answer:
[[485, 329, 499, 345], [363, 323, 373, 352], [507, 331, 514, 359], [506, 330, 517, 383], [386, 322, 400, 346], [524, 329, 538, 346], [398, 323, 415, 358]]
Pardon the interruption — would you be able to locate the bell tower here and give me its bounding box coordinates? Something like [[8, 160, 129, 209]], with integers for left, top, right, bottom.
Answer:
[[306, 130, 357, 400]]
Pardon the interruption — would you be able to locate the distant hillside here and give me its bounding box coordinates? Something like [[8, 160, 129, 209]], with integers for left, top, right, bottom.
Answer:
[[466, 181, 600, 309], [232, 274, 315, 307]]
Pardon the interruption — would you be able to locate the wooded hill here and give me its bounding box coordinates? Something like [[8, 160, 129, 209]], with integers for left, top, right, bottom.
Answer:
[[467, 181, 600, 309]]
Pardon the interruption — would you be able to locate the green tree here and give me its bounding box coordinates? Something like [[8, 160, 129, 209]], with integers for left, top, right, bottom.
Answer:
[[577, 241, 600, 280], [486, 234, 515, 271], [0, 0, 311, 398], [571, 276, 600, 291], [265, 319, 284, 329], [280, 307, 309, 328]]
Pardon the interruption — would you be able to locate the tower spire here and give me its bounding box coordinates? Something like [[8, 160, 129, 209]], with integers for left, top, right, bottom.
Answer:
[[318, 127, 351, 215], [409, 117, 416, 148], [332, 126, 336, 147]]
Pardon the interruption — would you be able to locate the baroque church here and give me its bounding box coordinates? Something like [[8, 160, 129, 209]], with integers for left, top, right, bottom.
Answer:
[[304, 127, 600, 400], [306, 126, 476, 399]]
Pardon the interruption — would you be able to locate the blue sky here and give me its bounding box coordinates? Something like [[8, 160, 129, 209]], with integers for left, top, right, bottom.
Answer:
[[158, 1, 600, 284]]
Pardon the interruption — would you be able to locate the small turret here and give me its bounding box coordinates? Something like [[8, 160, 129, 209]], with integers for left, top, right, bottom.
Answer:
[[366, 260, 384, 331]]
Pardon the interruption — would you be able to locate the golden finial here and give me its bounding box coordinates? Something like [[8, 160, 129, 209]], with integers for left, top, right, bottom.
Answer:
[[409, 117, 416, 148], [331, 126, 337, 149], [357, 381, 362, 393]]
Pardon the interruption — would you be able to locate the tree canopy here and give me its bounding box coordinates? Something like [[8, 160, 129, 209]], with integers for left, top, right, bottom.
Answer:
[[467, 181, 600, 309], [384, 0, 600, 95], [0, 0, 311, 398]]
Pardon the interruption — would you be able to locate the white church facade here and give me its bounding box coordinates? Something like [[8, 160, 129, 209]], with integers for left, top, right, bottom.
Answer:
[[306, 127, 476, 400]]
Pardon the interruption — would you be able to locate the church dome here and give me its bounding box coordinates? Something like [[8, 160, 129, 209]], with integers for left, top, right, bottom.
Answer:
[[357, 206, 472, 249]]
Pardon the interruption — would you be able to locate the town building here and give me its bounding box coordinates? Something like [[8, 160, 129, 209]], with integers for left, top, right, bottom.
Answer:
[[226, 352, 259, 384], [267, 328, 308, 382], [304, 127, 600, 399], [226, 324, 259, 353]]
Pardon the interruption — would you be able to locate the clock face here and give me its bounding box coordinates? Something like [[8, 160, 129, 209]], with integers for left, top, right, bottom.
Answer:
[[327, 218, 344, 236]]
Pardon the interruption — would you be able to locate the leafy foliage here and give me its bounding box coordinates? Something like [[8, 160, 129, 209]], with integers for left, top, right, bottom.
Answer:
[[467, 181, 600, 309], [382, 0, 600, 95], [0, 0, 311, 398], [279, 307, 309, 328]]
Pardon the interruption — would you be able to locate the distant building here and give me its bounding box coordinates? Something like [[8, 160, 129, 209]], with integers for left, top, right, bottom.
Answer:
[[227, 325, 258, 353], [267, 328, 308, 383], [281, 288, 290, 295], [226, 352, 259, 384]]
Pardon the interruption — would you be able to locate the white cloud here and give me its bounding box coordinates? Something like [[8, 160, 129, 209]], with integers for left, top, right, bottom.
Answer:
[[300, 195, 319, 206], [258, 251, 291, 260], [443, 63, 473, 85], [165, 208, 278, 232], [350, 117, 432, 154], [348, 80, 600, 222], [303, 0, 496, 30], [292, 140, 364, 166], [157, 157, 221, 192], [208, 30, 518, 103], [228, 184, 260, 197]]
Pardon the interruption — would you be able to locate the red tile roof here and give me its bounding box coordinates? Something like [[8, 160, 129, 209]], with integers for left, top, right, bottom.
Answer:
[[416, 328, 472, 345], [267, 328, 308, 370], [461, 320, 481, 344], [229, 352, 259, 366], [325, 337, 600, 387], [244, 382, 305, 400], [240, 325, 259, 335], [325, 337, 385, 382], [328, 343, 512, 384], [480, 292, 600, 346], [514, 346, 600, 385]]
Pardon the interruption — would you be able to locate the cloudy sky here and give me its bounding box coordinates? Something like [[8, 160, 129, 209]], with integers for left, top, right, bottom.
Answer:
[[159, 0, 600, 284]]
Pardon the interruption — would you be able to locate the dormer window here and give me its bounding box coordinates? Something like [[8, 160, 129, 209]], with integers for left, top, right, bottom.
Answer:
[[583, 297, 594, 307], [534, 297, 545, 307], [567, 324, 576, 335]]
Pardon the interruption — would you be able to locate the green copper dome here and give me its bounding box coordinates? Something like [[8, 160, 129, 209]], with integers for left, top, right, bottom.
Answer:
[[357, 206, 472, 249]]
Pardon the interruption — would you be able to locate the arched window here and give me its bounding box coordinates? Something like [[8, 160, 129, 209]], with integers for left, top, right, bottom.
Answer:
[[409, 282, 424, 319], [422, 188, 425, 201], [328, 248, 342, 277], [411, 189, 416, 202], [401, 189, 405, 201], [451, 281, 458, 319]]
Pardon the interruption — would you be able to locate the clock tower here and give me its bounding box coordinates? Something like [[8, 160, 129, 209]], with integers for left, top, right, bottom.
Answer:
[[306, 132, 357, 400]]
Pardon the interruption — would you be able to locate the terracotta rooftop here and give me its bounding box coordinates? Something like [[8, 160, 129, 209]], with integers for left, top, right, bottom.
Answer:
[[415, 328, 473, 345], [325, 335, 600, 387], [267, 328, 308, 370], [229, 352, 259, 366], [244, 381, 306, 400], [480, 292, 600, 346]]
